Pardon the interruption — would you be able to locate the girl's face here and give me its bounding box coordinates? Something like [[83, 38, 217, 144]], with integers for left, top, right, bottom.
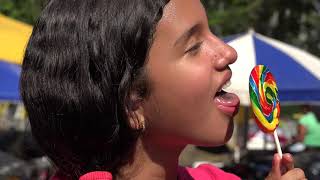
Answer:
[[142, 0, 240, 147]]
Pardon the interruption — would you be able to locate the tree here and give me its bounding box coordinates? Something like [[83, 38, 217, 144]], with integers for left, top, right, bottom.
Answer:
[[0, 0, 45, 25], [203, 0, 320, 57], [1, 0, 319, 56]]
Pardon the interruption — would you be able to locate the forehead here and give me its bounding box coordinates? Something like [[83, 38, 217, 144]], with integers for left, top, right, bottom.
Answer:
[[155, 0, 207, 44]]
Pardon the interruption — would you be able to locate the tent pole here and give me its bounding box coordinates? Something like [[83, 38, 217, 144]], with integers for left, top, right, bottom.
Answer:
[[243, 106, 249, 150]]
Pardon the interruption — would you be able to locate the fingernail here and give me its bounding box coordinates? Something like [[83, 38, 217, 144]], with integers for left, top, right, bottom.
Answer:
[[285, 153, 292, 158]]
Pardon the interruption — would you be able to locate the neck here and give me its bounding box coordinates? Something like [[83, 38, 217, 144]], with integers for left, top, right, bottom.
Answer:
[[117, 137, 185, 180]]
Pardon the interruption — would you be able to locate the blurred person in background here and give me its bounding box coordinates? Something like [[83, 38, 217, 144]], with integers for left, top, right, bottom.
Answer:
[[289, 105, 320, 179], [295, 105, 320, 150]]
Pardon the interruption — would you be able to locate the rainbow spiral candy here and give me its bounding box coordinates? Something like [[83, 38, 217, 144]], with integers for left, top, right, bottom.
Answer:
[[249, 65, 280, 133]]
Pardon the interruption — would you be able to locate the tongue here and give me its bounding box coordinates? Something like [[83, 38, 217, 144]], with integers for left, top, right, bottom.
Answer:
[[214, 92, 239, 107]]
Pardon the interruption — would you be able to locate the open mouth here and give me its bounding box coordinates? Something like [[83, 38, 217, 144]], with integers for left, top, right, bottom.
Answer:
[[215, 80, 231, 96], [215, 90, 226, 97], [214, 80, 240, 116]]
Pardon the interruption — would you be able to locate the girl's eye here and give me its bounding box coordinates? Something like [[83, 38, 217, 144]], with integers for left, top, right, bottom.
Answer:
[[185, 41, 203, 56]]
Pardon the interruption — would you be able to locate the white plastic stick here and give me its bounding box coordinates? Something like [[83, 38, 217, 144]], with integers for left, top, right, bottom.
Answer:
[[273, 129, 283, 159]]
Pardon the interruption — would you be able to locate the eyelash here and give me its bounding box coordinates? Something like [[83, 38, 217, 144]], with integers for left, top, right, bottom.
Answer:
[[185, 41, 203, 55]]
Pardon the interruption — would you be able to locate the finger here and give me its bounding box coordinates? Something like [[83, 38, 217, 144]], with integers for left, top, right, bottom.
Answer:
[[271, 153, 281, 176], [282, 168, 305, 180], [281, 153, 294, 171]]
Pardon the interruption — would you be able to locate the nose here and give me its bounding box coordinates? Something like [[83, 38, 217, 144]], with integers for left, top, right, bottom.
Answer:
[[207, 34, 238, 70], [214, 41, 237, 70]]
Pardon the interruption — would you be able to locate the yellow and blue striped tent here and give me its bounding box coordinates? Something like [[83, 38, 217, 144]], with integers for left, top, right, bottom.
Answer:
[[0, 14, 32, 65], [0, 14, 32, 101]]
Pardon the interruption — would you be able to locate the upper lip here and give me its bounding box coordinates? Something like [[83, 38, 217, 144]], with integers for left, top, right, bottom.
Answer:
[[216, 70, 232, 94]]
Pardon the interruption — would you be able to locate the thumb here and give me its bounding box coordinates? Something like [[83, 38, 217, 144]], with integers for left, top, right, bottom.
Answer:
[[266, 154, 281, 179]]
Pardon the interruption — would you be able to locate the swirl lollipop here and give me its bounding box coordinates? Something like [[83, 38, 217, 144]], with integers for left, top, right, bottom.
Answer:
[[249, 65, 282, 158]]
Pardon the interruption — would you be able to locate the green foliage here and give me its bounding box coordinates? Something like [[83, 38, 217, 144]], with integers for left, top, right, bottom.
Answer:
[[0, 0, 319, 56], [203, 0, 320, 57], [0, 0, 45, 25]]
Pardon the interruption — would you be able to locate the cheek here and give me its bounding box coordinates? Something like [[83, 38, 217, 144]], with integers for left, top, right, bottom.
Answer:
[[173, 44, 219, 98], [145, 54, 214, 129], [153, 54, 214, 110], [171, 63, 212, 99]]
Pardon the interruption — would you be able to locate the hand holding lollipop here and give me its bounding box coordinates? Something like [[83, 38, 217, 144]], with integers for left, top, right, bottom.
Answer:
[[249, 65, 282, 158]]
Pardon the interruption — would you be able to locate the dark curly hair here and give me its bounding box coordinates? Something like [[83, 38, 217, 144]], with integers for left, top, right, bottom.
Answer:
[[20, 0, 169, 178]]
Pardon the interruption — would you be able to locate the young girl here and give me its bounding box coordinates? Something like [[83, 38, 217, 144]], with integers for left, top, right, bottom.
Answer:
[[20, 0, 305, 179]]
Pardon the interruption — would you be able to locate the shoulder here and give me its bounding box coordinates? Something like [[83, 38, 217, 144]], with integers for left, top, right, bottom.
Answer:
[[299, 112, 316, 125], [178, 164, 241, 180], [79, 172, 112, 180], [51, 171, 113, 180]]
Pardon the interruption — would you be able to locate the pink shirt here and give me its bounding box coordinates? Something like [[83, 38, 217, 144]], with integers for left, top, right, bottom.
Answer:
[[75, 164, 240, 180]]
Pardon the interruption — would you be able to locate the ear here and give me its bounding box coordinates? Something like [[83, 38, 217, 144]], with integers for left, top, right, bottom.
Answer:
[[127, 92, 145, 130]]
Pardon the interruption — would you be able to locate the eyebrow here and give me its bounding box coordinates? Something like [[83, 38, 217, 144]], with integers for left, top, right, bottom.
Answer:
[[174, 23, 201, 47]]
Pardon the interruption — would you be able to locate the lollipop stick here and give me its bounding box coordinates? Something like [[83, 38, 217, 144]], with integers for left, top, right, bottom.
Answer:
[[273, 129, 282, 159]]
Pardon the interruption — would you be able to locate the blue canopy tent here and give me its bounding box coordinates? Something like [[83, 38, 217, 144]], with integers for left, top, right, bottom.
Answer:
[[0, 14, 31, 101], [223, 30, 320, 150], [0, 60, 21, 101], [224, 30, 320, 105]]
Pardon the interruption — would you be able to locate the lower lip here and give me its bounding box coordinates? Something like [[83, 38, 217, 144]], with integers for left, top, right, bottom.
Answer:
[[214, 92, 240, 116]]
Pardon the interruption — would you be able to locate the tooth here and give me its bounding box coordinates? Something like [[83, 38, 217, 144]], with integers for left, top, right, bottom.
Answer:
[[222, 80, 231, 90]]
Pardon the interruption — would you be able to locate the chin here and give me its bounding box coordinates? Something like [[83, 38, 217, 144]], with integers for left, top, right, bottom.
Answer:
[[195, 130, 234, 147], [224, 120, 234, 142], [191, 117, 235, 147]]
